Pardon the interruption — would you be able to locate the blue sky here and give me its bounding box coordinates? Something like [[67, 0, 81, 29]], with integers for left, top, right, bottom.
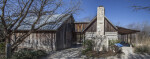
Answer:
[[73, 0, 150, 26]]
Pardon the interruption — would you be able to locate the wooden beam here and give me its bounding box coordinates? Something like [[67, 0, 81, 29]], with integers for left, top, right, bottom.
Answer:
[[127, 34, 128, 43]]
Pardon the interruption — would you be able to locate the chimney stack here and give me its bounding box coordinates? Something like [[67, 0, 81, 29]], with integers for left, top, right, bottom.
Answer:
[[97, 6, 105, 35]]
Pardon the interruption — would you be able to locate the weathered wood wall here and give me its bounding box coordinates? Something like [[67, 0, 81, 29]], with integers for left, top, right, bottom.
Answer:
[[74, 23, 89, 32], [11, 32, 56, 51], [11, 16, 75, 51], [56, 17, 74, 50], [74, 22, 89, 43], [104, 18, 117, 32], [86, 19, 97, 32]]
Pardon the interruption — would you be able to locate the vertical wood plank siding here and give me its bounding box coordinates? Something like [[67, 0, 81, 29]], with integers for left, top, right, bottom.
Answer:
[[104, 18, 117, 32], [86, 20, 97, 32], [56, 17, 74, 50], [74, 23, 89, 32], [11, 16, 74, 51], [12, 32, 56, 51]]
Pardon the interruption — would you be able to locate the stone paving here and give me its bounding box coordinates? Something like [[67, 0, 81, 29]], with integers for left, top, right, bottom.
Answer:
[[42, 47, 83, 59]]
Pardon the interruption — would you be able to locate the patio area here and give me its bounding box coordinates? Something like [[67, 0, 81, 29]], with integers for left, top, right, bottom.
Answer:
[[117, 26, 140, 47]]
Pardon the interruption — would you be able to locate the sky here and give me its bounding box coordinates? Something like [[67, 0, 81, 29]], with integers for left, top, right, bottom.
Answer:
[[73, 0, 150, 27]]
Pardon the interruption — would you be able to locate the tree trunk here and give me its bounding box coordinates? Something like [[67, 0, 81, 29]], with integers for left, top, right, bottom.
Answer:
[[5, 37, 11, 58]]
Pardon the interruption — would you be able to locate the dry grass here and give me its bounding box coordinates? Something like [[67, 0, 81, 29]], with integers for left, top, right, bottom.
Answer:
[[133, 37, 150, 47], [85, 50, 117, 58], [133, 38, 150, 54]]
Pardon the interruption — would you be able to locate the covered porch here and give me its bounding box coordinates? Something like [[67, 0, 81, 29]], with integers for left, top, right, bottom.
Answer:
[[117, 26, 140, 46]]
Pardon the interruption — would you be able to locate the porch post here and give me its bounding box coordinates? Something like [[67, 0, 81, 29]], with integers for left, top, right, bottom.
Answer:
[[130, 34, 132, 45], [127, 34, 128, 43], [80, 32, 81, 43], [135, 33, 138, 45]]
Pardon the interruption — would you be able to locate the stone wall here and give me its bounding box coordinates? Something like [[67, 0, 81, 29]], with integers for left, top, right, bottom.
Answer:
[[105, 32, 118, 40]]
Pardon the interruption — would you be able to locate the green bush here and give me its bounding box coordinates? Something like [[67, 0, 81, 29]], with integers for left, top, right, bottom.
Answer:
[[82, 40, 94, 55], [0, 42, 5, 54], [11, 48, 47, 59], [109, 40, 120, 46], [134, 46, 150, 54], [81, 49, 88, 55]]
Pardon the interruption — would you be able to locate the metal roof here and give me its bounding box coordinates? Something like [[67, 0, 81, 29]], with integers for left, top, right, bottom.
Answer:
[[13, 14, 71, 31]]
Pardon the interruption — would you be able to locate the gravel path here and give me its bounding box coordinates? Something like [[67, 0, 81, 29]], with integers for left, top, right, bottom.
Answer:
[[42, 47, 83, 59]]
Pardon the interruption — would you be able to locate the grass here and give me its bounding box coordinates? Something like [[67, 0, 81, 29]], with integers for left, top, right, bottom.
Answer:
[[134, 45, 150, 54], [0, 42, 5, 54], [85, 50, 117, 58], [11, 48, 47, 59]]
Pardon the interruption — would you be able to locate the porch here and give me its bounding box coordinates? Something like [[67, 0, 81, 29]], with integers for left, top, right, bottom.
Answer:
[[117, 26, 140, 47]]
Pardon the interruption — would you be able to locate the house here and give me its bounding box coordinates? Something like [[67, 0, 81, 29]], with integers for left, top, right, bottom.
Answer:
[[11, 6, 139, 52], [74, 22, 89, 43], [74, 6, 139, 51], [11, 14, 75, 51]]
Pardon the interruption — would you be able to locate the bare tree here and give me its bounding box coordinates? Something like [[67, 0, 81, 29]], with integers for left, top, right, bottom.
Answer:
[[132, 5, 150, 12], [126, 21, 150, 45], [0, 23, 4, 42], [0, 0, 80, 58]]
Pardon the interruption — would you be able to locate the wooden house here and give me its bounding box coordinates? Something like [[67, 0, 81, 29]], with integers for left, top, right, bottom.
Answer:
[[11, 14, 75, 51], [80, 6, 139, 51], [11, 6, 139, 52], [73, 22, 89, 43]]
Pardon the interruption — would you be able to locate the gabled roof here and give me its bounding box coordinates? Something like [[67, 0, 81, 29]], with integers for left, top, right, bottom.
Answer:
[[13, 14, 71, 31], [83, 16, 97, 33], [82, 16, 117, 33]]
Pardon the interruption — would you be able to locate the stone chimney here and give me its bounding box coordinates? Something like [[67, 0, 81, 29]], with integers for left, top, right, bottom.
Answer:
[[97, 6, 105, 35]]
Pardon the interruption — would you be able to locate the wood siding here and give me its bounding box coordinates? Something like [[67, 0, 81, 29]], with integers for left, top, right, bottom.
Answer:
[[11, 16, 74, 51], [11, 32, 56, 51], [86, 19, 97, 32], [74, 23, 89, 32], [56, 17, 74, 50], [104, 18, 117, 32]]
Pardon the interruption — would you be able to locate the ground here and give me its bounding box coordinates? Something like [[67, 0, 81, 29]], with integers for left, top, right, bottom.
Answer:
[[41, 46, 150, 59], [41, 45, 84, 59], [122, 47, 150, 59]]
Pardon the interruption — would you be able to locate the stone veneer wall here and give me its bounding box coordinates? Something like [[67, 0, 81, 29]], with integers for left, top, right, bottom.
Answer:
[[85, 6, 109, 51], [105, 32, 118, 40]]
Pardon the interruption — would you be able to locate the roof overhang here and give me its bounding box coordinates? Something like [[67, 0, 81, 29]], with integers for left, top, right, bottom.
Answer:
[[116, 26, 140, 35]]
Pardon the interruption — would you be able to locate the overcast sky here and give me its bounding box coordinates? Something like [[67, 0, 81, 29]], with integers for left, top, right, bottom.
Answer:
[[73, 0, 150, 27]]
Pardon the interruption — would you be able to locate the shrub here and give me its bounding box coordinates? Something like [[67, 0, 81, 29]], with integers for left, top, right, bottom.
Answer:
[[134, 46, 150, 54], [11, 48, 47, 59], [0, 42, 5, 54], [81, 49, 89, 55], [109, 40, 120, 46], [82, 40, 94, 55]]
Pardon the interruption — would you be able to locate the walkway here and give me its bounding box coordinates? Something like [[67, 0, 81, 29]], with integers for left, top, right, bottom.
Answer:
[[42, 46, 83, 59]]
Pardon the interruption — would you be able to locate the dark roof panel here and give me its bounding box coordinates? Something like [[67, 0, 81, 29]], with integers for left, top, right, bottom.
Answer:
[[13, 14, 71, 31]]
